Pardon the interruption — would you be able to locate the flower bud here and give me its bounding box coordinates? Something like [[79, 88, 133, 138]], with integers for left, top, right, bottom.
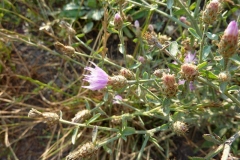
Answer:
[[66, 142, 98, 160], [218, 21, 239, 58], [153, 69, 169, 78], [59, 20, 76, 36], [114, 13, 123, 29], [179, 16, 191, 25], [28, 108, 59, 125], [218, 71, 231, 82], [111, 115, 122, 125], [202, 0, 221, 25], [54, 42, 75, 55], [72, 109, 91, 123], [172, 121, 188, 136], [161, 73, 178, 97], [42, 112, 60, 125], [134, 20, 140, 29], [180, 63, 199, 81], [137, 56, 145, 63], [120, 68, 135, 80], [162, 73, 176, 87], [108, 75, 127, 90]]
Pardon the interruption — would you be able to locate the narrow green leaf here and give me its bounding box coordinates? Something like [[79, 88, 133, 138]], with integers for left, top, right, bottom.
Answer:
[[227, 85, 240, 92], [167, 0, 174, 9], [92, 9, 104, 20], [204, 144, 224, 159], [143, 72, 149, 79], [137, 134, 150, 160], [202, 46, 211, 60], [220, 82, 228, 93], [203, 134, 222, 144], [86, 113, 101, 125], [149, 137, 164, 151], [206, 32, 218, 40], [201, 71, 218, 79], [103, 144, 112, 154], [168, 63, 180, 72], [71, 127, 79, 145], [169, 41, 178, 57], [83, 22, 93, 33], [197, 61, 207, 70], [189, 157, 205, 160], [122, 127, 135, 136], [119, 44, 125, 54], [188, 28, 201, 40]]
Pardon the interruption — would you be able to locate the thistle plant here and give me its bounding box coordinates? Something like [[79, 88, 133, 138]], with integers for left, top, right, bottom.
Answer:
[[1, 0, 240, 159]]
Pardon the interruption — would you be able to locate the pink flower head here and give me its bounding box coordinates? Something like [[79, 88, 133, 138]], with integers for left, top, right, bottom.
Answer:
[[113, 95, 123, 104], [179, 16, 187, 23], [134, 20, 140, 29], [184, 51, 197, 64], [82, 62, 109, 91], [224, 21, 238, 38], [138, 56, 145, 63], [114, 13, 123, 28]]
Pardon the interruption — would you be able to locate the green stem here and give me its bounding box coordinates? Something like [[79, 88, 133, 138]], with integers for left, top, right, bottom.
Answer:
[[193, 0, 201, 18], [127, 0, 189, 29], [59, 118, 119, 132], [197, 77, 240, 107], [98, 134, 121, 147], [139, 84, 162, 102], [119, 28, 127, 66], [199, 24, 208, 63], [175, 0, 202, 37], [137, 134, 150, 160]]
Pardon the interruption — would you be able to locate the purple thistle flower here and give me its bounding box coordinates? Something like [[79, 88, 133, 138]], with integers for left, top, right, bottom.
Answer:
[[113, 95, 123, 104], [184, 51, 197, 64], [82, 62, 109, 91]]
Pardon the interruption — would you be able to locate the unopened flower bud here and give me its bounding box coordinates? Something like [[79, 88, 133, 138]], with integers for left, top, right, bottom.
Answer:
[[72, 109, 91, 123], [180, 64, 199, 81], [120, 68, 135, 80], [126, 54, 135, 62], [137, 56, 145, 63], [59, 21, 76, 36], [111, 115, 122, 125], [148, 24, 154, 32], [28, 108, 59, 125], [108, 75, 127, 90], [162, 73, 176, 87], [114, 13, 123, 29], [113, 95, 123, 104], [42, 112, 59, 125], [134, 20, 140, 29], [54, 42, 75, 55], [179, 16, 191, 25], [218, 21, 239, 58], [28, 108, 42, 118], [153, 69, 169, 78], [202, 0, 221, 25], [172, 121, 188, 136], [66, 142, 98, 160], [218, 71, 231, 82], [161, 73, 178, 97]]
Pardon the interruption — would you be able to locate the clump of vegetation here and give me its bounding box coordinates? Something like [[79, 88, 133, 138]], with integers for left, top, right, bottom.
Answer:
[[1, 0, 240, 159]]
